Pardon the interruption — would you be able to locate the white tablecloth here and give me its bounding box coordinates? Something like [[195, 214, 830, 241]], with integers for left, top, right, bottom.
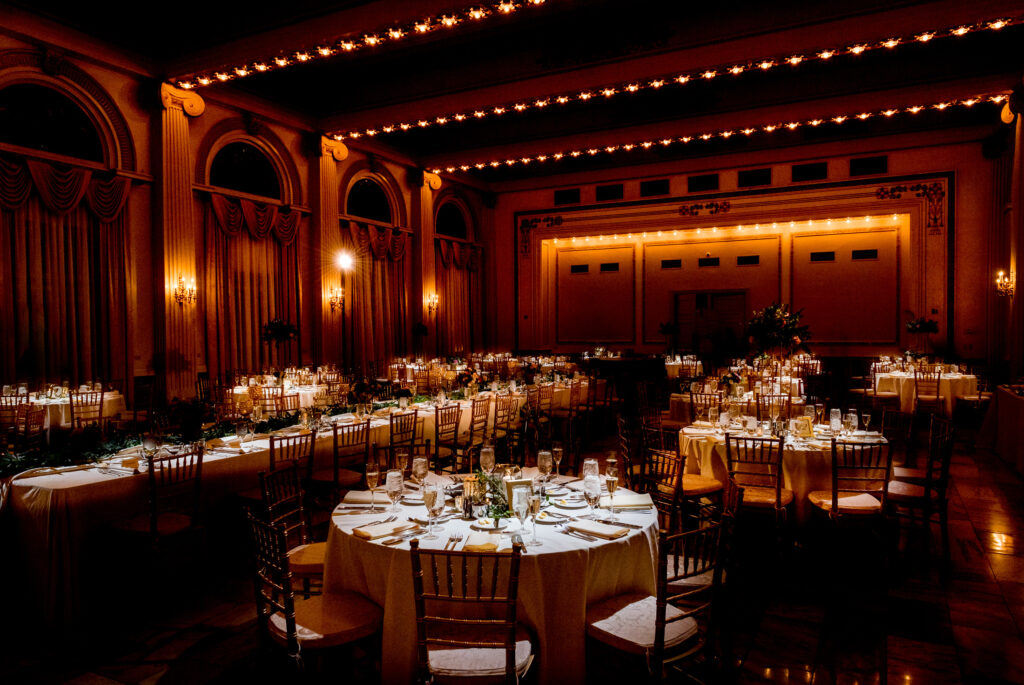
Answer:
[[324, 470, 657, 684], [665, 360, 703, 379], [29, 392, 126, 431], [874, 372, 976, 415]]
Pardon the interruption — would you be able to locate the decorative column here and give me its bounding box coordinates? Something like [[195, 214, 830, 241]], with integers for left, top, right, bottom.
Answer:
[[413, 171, 442, 358], [159, 83, 204, 400], [1009, 94, 1024, 378], [316, 137, 348, 367]]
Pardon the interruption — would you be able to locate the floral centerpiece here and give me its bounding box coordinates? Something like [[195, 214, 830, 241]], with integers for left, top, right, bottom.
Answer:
[[746, 303, 811, 358], [905, 317, 939, 334], [474, 469, 512, 521]]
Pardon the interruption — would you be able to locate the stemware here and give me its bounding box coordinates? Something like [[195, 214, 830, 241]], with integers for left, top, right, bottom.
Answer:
[[829, 408, 842, 435], [422, 482, 444, 540], [815, 403, 825, 425], [365, 461, 380, 512], [386, 469, 404, 512], [551, 443, 564, 478], [862, 412, 872, 432], [583, 475, 602, 519], [537, 450, 553, 481], [479, 445, 496, 474], [605, 463, 619, 521], [412, 456, 429, 483], [234, 418, 250, 452], [528, 492, 543, 546], [512, 487, 530, 534]]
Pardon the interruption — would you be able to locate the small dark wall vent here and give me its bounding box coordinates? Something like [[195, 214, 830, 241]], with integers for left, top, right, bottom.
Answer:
[[849, 156, 888, 176], [688, 173, 719, 193], [595, 184, 624, 202], [738, 168, 772, 187], [640, 179, 670, 197], [554, 188, 581, 205]]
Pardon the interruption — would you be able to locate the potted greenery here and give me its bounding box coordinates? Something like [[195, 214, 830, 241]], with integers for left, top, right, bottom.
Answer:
[[746, 303, 811, 360], [261, 318, 299, 366], [906, 316, 939, 354]]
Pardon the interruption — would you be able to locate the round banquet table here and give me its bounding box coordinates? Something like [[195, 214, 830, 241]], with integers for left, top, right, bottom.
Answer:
[[323, 470, 658, 685], [679, 425, 887, 524], [28, 392, 126, 432], [874, 372, 976, 416]]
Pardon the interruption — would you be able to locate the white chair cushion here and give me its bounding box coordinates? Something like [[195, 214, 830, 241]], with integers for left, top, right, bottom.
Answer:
[[269, 590, 382, 649], [586, 593, 698, 655], [808, 490, 882, 514], [427, 624, 533, 678]]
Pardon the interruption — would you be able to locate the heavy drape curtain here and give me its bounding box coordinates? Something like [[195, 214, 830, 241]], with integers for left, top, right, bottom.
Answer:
[[435, 238, 483, 355], [203, 193, 301, 381], [344, 220, 409, 369], [0, 156, 133, 394]]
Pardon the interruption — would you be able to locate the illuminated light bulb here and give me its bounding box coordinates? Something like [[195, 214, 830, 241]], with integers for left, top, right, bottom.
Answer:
[[275, 57, 289, 66], [657, 231, 663, 236], [493, 107, 506, 114], [363, 35, 379, 46], [295, 52, 310, 61], [833, 115, 847, 123], [605, 146, 617, 153], [742, 128, 755, 135], [178, 81, 194, 89], [675, 75, 690, 84], [916, 32, 934, 42], [933, 102, 950, 110], [642, 232, 647, 237], [952, 26, 970, 36], [453, 114, 466, 121], [440, 15, 458, 27], [808, 119, 823, 126], [883, 38, 900, 48], [721, 131, 734, 138], [388, 28, 404, 40], [400, 123, 411, 130], [641, 141, 653, 148], [234, 67, 249, 77], [865, 215, 872, 221], [536, 155, 547, 161], [318, 46, 333, 56], [197, 76, 212, 85], [786, 122, 799, 129], [790, 221, 795, 227], [680, 136, 692, 143], [882, 109, 897, 117], [764, 124, 777, 132], [460, 165, 470, 171], [570, 150, 581, 157], [473, 110, 486, 118], [414, 22, 431, 33], [602, 88, 616, 97], [521, 157, 531, 164], [436, 117, 448, 124], [599, 235, 604, 240], [729, 65, 744, 75], [649, 79, 665, 88], [907, 105, 923, 113], [712, 226, 717, 232], [505, 159, 515, 166], [497, 2, 515, 13], [845, 217, 851, 223], [660, 138, 673, 145], [988, 19, 1007, 30], [808, 219, 814, 226], [850, 44, 867, 55], [349, 132, 361, 139], [787, 55, 803, 66], [475, 162, 485, 169], [892, 213, 898, 220], [340, 41, 356, 51], [856, 112, 871, 119], [826, 218, 832, 224], [622, 144, 635, 151], [770, 223, 776, 228], [991, 95, 1007, 103], [514, 103, 527, 111], [254, 63, 268, 72], [700, 133, 712, 140], [759, 60, 774, 70], [535, 99, 549, 107], [571, 236, 577, 242], [366, 129, 377, 136], [215, 72, 230, 81], [818, 50, 834, 59], [333, 134, 343, 141], [585, 236, 590, 241], [553, 238, 558, 244], [587, 148, 599, 155], [626, 83, 640, 92], [468, 8, 486, 19], [418, 120, 429, 127], [446, 166, 455, 172], [962, 98, 977, 107], [528, 0, 545, 5], [674, 230, 679, 236], [579, 91, 592, 100], [702, 70, 717, 79], [556, 96, 570, 104]]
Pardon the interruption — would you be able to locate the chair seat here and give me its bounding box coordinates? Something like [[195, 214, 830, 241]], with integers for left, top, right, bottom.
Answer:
[[873, 390, 900, 399], [665, 561, 715, 593], [916, 394, 945, 402], [287, 541, 326, 576], [739, 485, 794, 508], [892, 466, 926, 482], [681, 474, 723, 497], [269, 590, 382, 649], [112, 511, 194, 536], [808, 490, 882, 514], [586, 593, 698, 655], [887, 480, 939, 503], [309, 467, 363, 488], [427, 623, 533, 680]]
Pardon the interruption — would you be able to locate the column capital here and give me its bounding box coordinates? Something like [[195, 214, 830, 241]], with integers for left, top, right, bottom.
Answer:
[[423, 171, 442, 191], [160, 82, 205, 117], [321, 136, 349, 161]]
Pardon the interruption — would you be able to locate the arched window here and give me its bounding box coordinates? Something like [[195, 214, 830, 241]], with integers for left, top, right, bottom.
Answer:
[[209, 141, 281, 199], [347, 177, 392, 223], [436, 201, 469, 240], [0, 83, 103, 162]]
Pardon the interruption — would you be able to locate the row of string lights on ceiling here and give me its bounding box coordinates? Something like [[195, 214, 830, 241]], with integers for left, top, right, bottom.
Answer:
[[173, 0, 551, 89], [333, 15, 1016, 141], [548, 215, 903, 245], [427, 93, 1007, 174]]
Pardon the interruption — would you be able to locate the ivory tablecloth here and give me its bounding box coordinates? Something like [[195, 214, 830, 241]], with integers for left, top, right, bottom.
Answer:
[[29, 392, 126, 431], [874, 372, 976, 415], [324, 470, 657, 685]]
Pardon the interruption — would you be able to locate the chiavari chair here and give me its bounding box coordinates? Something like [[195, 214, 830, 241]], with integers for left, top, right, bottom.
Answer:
[[689, 392, 722, 424], [276, 393, 301, 415], [888, 414, 955, 557], [390, 409, 419, 452], [69, 389, 105, 432], [414, 370, 431, 396], [754, 393, 790, 423], [0, 395, 26, 436], [260, 462, 325, 596], [307, 420, 371, 502], [914, 367, 945, 417], [725, 434, 790, 524], [616, 413, 642, 489], [246, 510, 382, 670], [808, 439, 893, 523], [433, 403, 463, 473], [14, 404, 46, 453], [268, 430, 317, 473], [409, 538, 533, 684]]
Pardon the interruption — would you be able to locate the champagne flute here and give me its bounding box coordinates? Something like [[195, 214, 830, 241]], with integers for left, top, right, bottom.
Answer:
[[583, 475, 601, 519], [422, 482, 444, 540], [528, 493, 543, 546], [551, 443, 564, 478], [537, 450, 553, 481], [861, 412, 872, 433], [386, 469, 404, 513], [815, 403, 825, 425], [605, 464, 619, 521], [513, 488, 529, 533], [365, 461, 380, 512]]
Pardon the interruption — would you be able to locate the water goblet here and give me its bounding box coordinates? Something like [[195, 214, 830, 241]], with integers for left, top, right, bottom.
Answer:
[[412, 456, 429, 483], [422, 482, 445, 540], [829, 408, 842, 435], [537, 450, 553, 481], [512, 487, 530, 534], [385, 469, 404, 513], [479, 445, 496, 474], [583, 475, 602, 519]]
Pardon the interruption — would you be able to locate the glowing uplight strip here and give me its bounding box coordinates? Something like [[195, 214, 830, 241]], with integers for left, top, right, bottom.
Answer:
[[331, 15, 1016, 141], [428, 93, 1007, 174], [174, 0, 553, 89], [548, 214, 903, 245]]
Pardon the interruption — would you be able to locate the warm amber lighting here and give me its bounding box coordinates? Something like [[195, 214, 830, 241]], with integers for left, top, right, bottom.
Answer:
[[996, 271, 1015, 297], [336, 251, 354, 271], [328, 286, 345, 313], [425, 292, 439, 314], [173, 274, 197, 306]]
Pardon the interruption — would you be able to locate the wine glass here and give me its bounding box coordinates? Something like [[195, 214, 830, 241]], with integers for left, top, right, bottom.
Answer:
[[422, 482, 444, 540], [141, 433, 159, 472], [365, 461, 380, 512], [605, 464, 619, 521], [512, 488, 529, 533], [235, 418, 250, 452], [386, 469, 404, 512], [528, 492, 543, 546], [551, 442, 564, 478], [583, 475, 602, 519], [537, 450, 553, 481], [694, 402, 706, 424], [479, 445, 496, 474], [862, 412, 872, 432], [815, 403, 825, 425], [412, 456, 429, 483], [829, 408, 842, 435]]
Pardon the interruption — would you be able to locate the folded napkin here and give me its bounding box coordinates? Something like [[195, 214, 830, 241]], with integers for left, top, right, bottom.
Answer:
[[462, 532, 513, 553], [568, 519, 629, 540], [343, 490, 388, 504], [599, 493, 653, 509], [206, 438, 239, 449], [352, 520, 417, 540], [116, 445, 143, 458]]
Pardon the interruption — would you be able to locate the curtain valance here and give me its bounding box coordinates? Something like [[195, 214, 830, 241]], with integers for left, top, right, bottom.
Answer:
[[436, 237, 482, 272], [0, 156, 130, 221], [209, 192, 300, 245], [346, 220, 407, 261]]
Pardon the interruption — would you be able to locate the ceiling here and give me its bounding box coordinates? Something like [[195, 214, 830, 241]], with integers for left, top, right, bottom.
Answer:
[[10, 0, 1022, 183]]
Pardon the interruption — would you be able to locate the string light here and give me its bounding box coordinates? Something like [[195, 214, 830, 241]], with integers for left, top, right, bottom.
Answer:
[[426, 92, 1006, 174], [322, 14, 1019, 139]]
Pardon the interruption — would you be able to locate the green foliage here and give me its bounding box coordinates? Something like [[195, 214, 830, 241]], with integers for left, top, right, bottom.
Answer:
[[474, 469, 512, 519], [746, 303, 811, 356], [261, 318, 298, 344], [906, 317, 939, 334]]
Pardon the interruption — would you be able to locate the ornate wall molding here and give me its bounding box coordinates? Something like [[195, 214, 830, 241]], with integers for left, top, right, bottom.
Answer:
[[321, 136, 348, 162], [876, 181, 946, 232], [518, 215, 563, 256], [678, 200, 731, 216], [160, 82, 205, 117]]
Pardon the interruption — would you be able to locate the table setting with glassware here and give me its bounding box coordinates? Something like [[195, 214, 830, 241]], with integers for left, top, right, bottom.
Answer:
[[4, 381, 127, 431], [873, 365, 977, 415], [679, 404, 887, 523], [323, 448, 658, 684]]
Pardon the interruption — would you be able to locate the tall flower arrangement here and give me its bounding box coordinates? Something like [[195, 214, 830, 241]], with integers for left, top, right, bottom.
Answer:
[[746, 303, 811, 357]]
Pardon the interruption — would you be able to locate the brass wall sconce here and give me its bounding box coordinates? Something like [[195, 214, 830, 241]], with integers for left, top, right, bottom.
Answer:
[[996, 270, 1015, 297], [425, 292, 439, 314], [173, 274, 197, 306], [329, 286, 345, 312]]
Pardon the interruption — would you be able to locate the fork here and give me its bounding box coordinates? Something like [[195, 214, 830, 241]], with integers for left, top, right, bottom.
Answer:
[[354, 515, 397, 529], [447, 531, 464, 550]]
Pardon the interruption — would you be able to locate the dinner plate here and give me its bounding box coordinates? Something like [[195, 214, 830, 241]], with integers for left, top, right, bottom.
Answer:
[[533, 510, 564, 524], [471, 518, 510, 531], [552, 497, 588, 509]]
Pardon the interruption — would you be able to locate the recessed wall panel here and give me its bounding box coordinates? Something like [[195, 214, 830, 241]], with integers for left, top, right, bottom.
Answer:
[[556, 246, 635, 343]]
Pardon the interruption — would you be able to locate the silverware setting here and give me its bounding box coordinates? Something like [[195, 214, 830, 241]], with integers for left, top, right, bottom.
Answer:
[[443, 531, 464, 550], [381, 528, 423, 545], [595, 518, 644, 530], [354, 515, 397, 529], [557, 526, 597, 542]]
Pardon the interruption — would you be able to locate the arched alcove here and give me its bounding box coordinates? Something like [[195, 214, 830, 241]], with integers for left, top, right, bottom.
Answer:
[[0, 83, 104, 162], [209, 140, 281, 200], [347, 176, 392, 224]]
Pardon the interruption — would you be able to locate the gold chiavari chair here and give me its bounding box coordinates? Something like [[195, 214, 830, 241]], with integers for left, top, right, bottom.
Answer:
[[14, 404, 46, 453], [69, 389, 104, 431], [888, 415, 955, 558], [276, 393, 301, 415], [268, 430, 317, 473], [808, 439, 893, 523], [754, 393, 790, 423], [308, 420, 371, 501], [689, 392, 721, 424], [725, 434, 790, 524], [112, 443, 205, 546], [390, 410, 419, 451], [414, 370, 431, 396], [260, 462, 325, 597], [0, 395, 26, 436], [433, 403, 463, 473], [914, 368, 945, 417]]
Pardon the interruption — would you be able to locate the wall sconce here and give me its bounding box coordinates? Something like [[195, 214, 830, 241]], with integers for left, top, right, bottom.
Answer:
[[996, 270, 1015, 297], [173, 274, 197, 306], [425, 292, 439, 315], [329, 286, 345, 312]]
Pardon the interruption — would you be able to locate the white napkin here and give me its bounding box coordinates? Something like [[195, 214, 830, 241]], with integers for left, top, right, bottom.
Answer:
[[568, 519, 629, 540], [462, 532, 513, 553], [352, 520, 417, 540], [599, 493, 653, 509], [343, 490, 388, 504]]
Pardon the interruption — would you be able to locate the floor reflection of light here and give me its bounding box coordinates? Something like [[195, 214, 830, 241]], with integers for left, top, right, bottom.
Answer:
[[990, 532, 1011, 552]]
